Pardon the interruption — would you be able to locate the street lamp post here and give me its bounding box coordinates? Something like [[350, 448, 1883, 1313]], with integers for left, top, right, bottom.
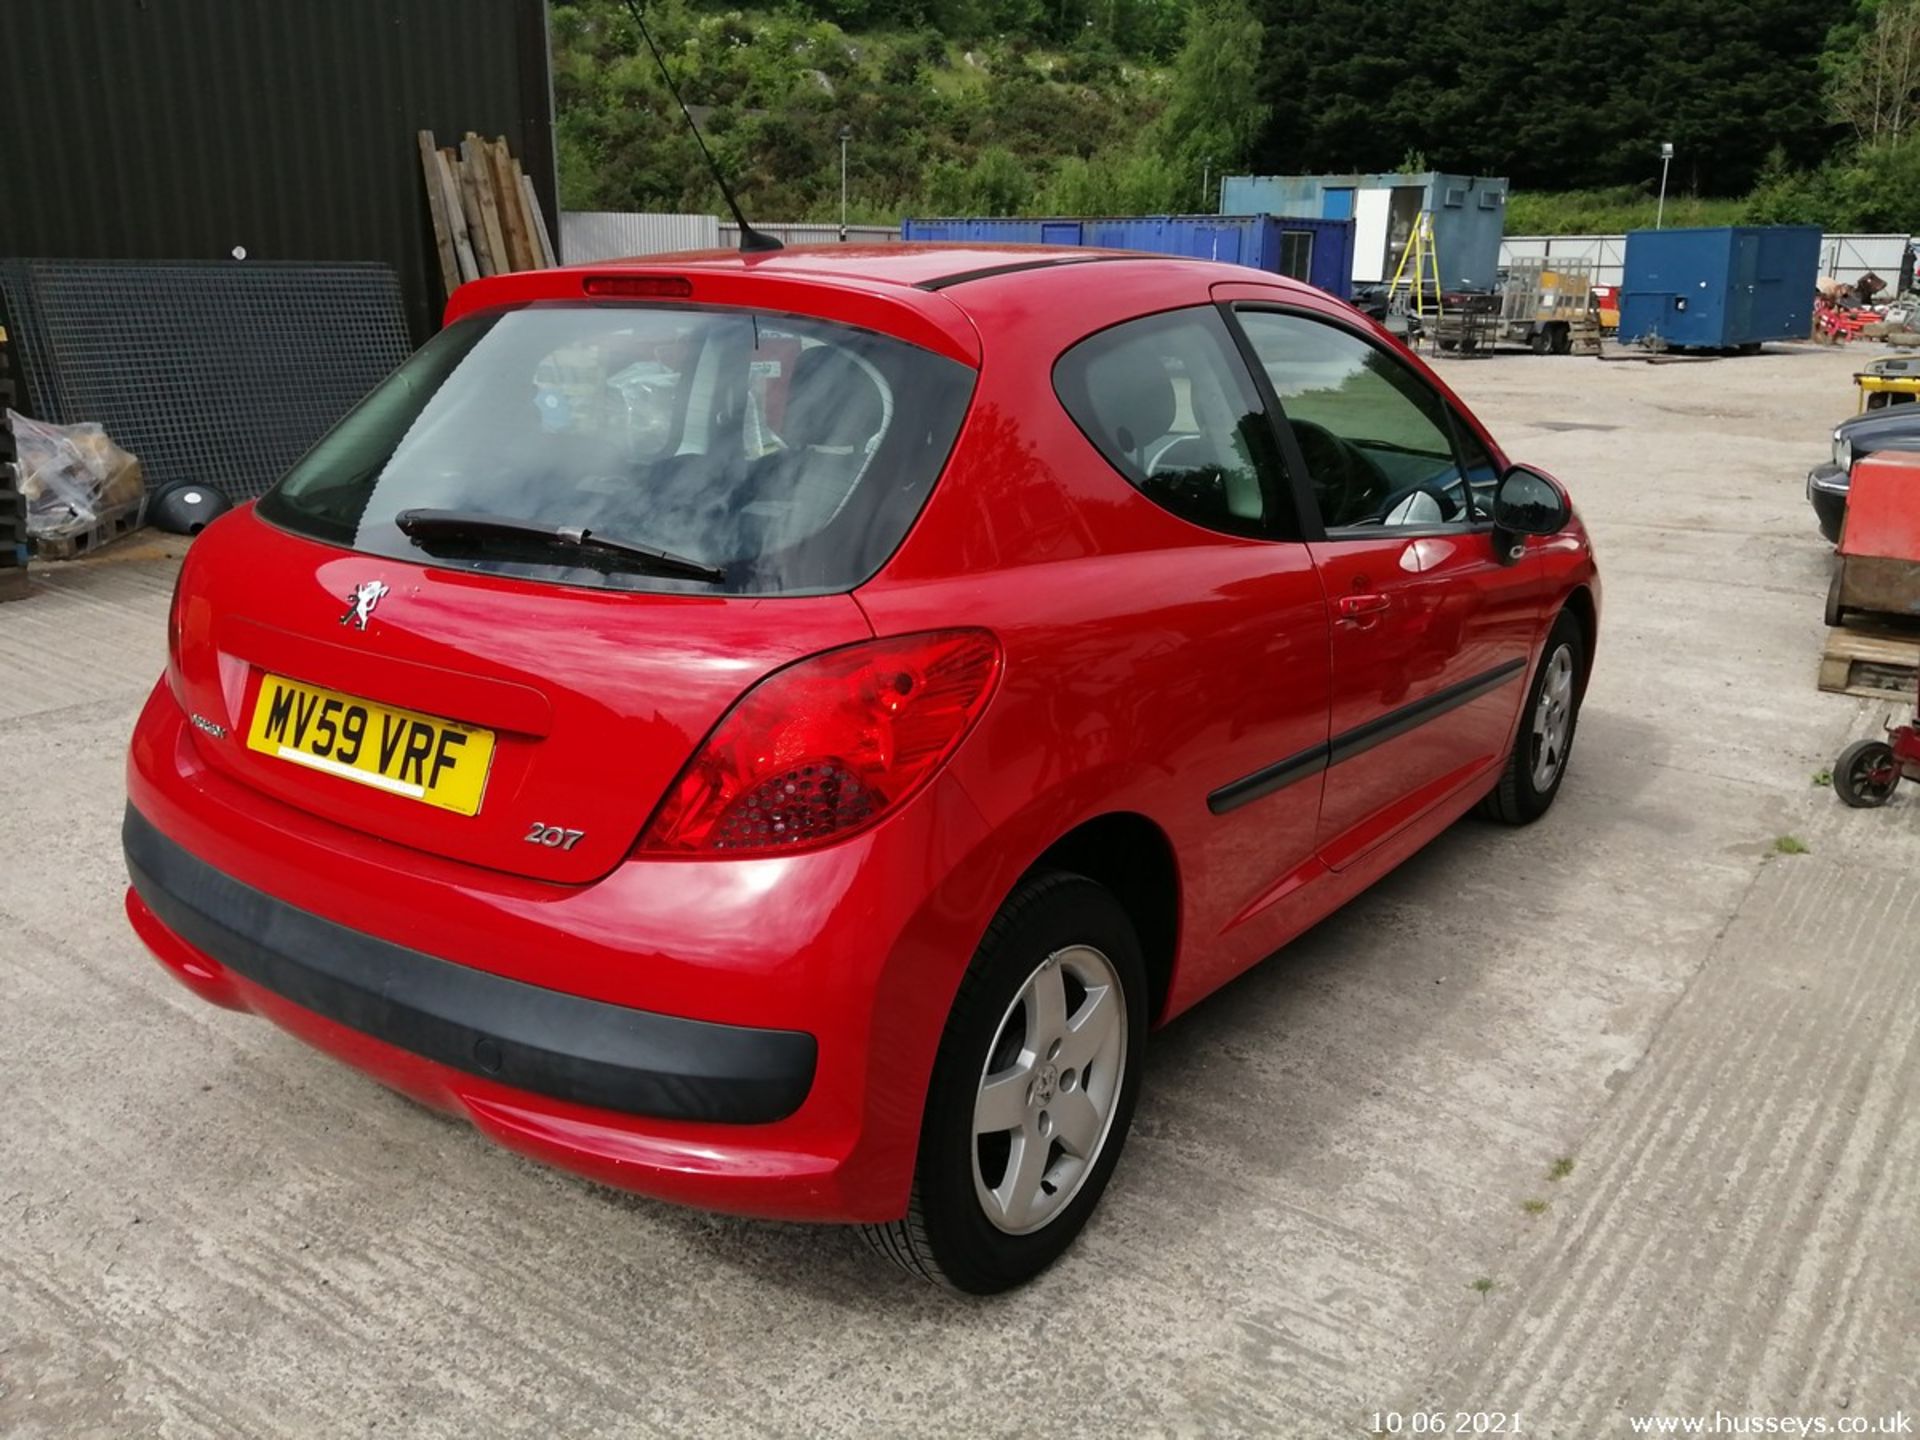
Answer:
[[1201, 157, 1212, 214], [1656, 141, 1674, 229], [838, 125, 852, 241]]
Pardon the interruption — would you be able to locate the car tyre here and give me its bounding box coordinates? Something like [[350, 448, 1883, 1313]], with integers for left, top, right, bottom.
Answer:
[[860, 871, 1147, 1294], [1480, 610, 1585, 825]]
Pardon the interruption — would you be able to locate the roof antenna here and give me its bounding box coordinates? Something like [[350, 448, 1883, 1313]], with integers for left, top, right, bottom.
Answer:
[[620, 0, 783, 254]]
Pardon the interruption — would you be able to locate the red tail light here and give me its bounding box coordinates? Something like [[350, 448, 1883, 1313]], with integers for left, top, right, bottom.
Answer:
[[637, 629, 1002, 857]]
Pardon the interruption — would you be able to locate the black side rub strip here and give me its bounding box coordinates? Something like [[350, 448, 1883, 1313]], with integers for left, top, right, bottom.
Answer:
[[122, 806, 816, 1124], [1207, 743, 1329, 816], [1208, 657, 1529, 816], [1326, 657, 1527, 767]]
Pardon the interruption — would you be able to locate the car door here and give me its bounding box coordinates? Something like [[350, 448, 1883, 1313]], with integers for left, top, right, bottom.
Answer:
[[1049, 302, 1335, 979], [1226, 303, 1540, 870]]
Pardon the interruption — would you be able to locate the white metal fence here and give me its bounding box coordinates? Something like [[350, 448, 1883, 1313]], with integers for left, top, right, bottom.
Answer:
[[559, 214, 903, 261], [718, 222, 901, 247], [559, 212, 720, 263], [1500, 231, 1912, 288]]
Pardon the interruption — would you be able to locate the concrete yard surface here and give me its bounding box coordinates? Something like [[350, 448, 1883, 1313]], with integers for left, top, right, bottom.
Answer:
[[3, 346, 1919, 1438]]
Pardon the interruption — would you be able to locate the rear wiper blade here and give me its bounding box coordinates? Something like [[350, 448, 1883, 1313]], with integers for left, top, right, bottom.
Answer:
[[393, 509, 725, 583]]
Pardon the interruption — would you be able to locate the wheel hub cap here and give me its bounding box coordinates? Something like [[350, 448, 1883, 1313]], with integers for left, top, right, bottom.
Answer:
[[971, 945, 1128, 1236], [1032, 1063, 1057, 1106]]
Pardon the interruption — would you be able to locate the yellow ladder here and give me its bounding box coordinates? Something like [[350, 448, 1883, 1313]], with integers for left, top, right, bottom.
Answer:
[[1387, 211, 1442, 320]]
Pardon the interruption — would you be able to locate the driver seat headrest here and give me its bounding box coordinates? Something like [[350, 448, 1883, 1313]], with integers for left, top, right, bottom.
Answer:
[[1082, 349, 1177, 462], [780, 346, 884, 451]]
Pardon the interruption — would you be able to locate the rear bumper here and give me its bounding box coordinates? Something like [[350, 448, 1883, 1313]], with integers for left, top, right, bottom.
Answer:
[[124, 805, 816, 1124], [1808, 464, 1849, 544], [124, 678, 1002, 1221]]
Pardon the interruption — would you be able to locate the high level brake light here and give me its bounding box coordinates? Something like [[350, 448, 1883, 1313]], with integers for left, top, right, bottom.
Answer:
[[581, 274, 694, 300], [637, 630, 1002, 857]]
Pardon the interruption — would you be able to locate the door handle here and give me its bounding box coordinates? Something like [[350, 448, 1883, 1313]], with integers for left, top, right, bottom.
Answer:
[[1337, 592, 1392, 619]]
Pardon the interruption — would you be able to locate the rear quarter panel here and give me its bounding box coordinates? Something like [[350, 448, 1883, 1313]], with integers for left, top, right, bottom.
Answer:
[[859, 263, 1339, 1023]]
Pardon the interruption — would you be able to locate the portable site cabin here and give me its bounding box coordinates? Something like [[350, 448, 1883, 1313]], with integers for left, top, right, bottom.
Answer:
[[1218, 172, 1509, 292], [1617, 225, 1822, 350]]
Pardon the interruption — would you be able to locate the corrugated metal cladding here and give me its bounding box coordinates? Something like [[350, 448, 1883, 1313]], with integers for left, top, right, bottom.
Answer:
[[1, 0, 556, 344], [561, 213, 721, 262]]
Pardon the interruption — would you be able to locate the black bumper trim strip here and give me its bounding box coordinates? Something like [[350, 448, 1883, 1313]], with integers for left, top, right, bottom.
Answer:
[[123, 806, 817, 1124], [1207, 656, 1529, 816]]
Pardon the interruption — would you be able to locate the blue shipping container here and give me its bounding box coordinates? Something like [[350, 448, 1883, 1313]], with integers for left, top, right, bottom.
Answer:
[[899, 214, 1354, 299], [1618, 225, 1822, 349]]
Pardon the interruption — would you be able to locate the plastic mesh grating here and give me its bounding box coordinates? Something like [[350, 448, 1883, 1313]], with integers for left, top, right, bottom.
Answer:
[[0, 260, 411, 501]]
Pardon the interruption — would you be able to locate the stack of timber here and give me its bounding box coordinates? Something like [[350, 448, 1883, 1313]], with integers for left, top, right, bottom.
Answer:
[[416, 130, 558, 298]]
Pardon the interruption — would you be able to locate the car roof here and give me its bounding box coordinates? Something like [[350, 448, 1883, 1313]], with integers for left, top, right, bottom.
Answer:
[[442, 244, 1324, 367], [566, 242, 1321, 298]]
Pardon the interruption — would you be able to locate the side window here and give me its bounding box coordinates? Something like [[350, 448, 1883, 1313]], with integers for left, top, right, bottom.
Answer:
[[1235, 310, 1476, 532], [1054, 306, 1291, 540]]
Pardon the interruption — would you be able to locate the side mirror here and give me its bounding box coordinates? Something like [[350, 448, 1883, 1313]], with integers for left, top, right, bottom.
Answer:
[[1492, 465, 1570, 547]]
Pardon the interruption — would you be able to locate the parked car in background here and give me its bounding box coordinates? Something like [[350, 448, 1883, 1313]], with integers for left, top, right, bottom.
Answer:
[[1809, 404, 1920, 543], [125, 245, 1600, 1293]]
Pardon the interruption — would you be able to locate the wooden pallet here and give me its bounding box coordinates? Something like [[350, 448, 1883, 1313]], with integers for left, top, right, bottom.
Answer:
[[1819, 618, 1920, 700], [30, 496, 144, 561]]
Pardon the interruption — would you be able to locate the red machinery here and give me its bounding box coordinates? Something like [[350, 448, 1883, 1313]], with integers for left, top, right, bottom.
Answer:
[[1834, 687, 1920, 806], [1815, 294, 1877, 342], [1830, 448, 1920, 806], [1826, 449, 1920, 627]]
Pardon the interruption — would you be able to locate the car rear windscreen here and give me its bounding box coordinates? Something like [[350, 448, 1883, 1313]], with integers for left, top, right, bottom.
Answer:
[[256, 303, 975, 595]]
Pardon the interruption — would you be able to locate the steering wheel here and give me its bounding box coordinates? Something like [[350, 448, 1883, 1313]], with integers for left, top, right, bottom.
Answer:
[[1291, 421, 1387, 526]]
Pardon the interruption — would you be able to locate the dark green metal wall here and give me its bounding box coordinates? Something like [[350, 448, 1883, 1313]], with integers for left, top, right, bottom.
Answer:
[[1, 0, 556, 342]]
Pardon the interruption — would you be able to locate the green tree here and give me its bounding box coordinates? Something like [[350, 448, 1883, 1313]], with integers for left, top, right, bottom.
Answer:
[[1252, 0, 1851, 195], [1829, 0, 1920, 141], [1153, 0, 1264, 206]]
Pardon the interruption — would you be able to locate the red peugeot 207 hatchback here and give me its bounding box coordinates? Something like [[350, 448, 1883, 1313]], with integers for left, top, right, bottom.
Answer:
[[125, 246, 1598, 1292]]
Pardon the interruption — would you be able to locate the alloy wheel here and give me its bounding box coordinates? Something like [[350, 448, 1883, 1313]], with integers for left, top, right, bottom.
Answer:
[[1530, 643, 1576, 792], [971, 944, 1128, 1235]]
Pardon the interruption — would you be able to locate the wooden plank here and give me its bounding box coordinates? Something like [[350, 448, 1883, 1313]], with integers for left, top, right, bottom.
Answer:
[[505, 155, 542, 269], [519, 170, 558, 268], [459, 134, 507, 278], [466, 134, 508, 276], [487, 137, 535, 272], [416, 130, 461, 299], [502, 141, 541, 271], [436, 147, 480, 283]]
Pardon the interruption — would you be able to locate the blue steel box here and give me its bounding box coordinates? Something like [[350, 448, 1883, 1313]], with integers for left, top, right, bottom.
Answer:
[[1619, 226, 1821, 349]]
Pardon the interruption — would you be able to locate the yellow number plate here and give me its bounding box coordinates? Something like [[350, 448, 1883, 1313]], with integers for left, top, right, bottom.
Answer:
[[246, 674, 496, 815]]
